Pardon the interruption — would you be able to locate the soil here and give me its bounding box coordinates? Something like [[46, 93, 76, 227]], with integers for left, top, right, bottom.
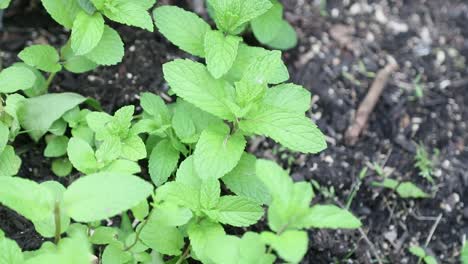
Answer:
[[1, 0, 467, 263]]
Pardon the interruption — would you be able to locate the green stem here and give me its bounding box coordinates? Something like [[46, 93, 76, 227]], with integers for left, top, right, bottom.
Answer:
[[46, 72, 57, 89], [175, 244, 191, 264], [54, 202, 61, 244], [124, 209, 155, 251]]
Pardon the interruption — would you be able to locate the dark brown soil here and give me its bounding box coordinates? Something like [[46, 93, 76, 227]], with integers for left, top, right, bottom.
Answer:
[[1, 0, 467, 263]]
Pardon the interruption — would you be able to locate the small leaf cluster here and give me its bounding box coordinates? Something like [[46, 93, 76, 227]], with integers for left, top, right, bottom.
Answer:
[[409, 245, 438, 264]]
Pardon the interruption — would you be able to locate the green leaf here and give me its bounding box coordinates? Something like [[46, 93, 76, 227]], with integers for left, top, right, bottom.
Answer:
[[155, 182, 200, 212], [265, 20, 297, 50], [51, 158, 73, 177], [222, 153, 271, 205], [13, 63, 47, 97], [194, 124, 246, 179], [240, 106, 327, 154], [207, 195, 263, 227], [251, 1, 283, 43], [150, 203, 193, 227], [409, 246, 426, 258], [208, 0, 272, 33], [206, 235, 241, 264], [204, 30, 241, 78], [241, 50, 289, 85], [103, 0, 153, 31], [0, 235, 23, 264], [461, 244, 468, 264], [239, 232, 275, 264], [200, 179, 221, 210], [396, 182, 429, 198], [139, 0, 156, 10], [261, 230, 308, 263], [61, 42, 98, 73], [263, 83, 311, 113], [163, 59, 236, 120], [297, 205, 362, 229], [153, 6, 210, 57], [121, 135, 147, 161], [0, 0, 11, 9], [77, 0, 96, 15], [90, 226, 118, 245], [131, 200, 149, 221], [0, 146, 21, 177], [44, 135, 69, 157], [187, 219, 225, 263], [0, 65, 36, 93], [0, 122, 9, 154], [95, 136, 122, 163], [424, 256, 438, 264], [3, 94, 25, 139], [140, 92, 170, 124], [67, 137, 98, 174], [18, 93, 86, 141], [63, 172, 153, 222], [40, 0, 80, 29], [0, 176, 53, 221], [103, 159, 141, 174], [102, 242, 132, 264], [149, 139, 180, 186], [71, 11, 105, 55], [225, 44, 267, 83], [33, 181, 71, 238], [18, 45, 62, 72], [85, 26, 124, 66], [139, 215, 185, 256]]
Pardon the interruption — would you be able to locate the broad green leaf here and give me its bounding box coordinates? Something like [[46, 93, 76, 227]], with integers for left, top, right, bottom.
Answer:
[[225, 44, 267, 83], [90, 0, 104, 10], [204, 30, 241, 78], [67, 137, 98, 174], [0, 146, 21, 177], [187, 219, 225, 263], [0, 235, 23, 264], [14, 63, 47, 97], [261, 231, 308, 263], [251, 1, 283, 43], [206, 235, 241, 264], [121, 135, 147, 161], [0, 122, 9, 153], [95, 136, 122, 163], [102, 242, 132, 264], [0, 65, 36, 93], [71, 11, 105, 55], [102, 0, 153, 31], [222, 153, 270, 205], [103, 159, 141, 174], [424, 256, 438, 264], [461, 244, 468, 264], [18, 45, 62, 72], [77, 0, 96, 15], [409, 246, 426, 258], [150, 203, 193, 227], [51, 158, 73, 177], [139, 216, 184, 256], [175, 155, 201, 186], [138, 0, 156, 10], [155, 182, 200, 212], [207, 195, 263, 227], [0, 176, 53, 221], [241, 50, 289, 85], [153, 6, 210, 57], [140, 92, 170, 124], [264, 83, 311, 113], [200, 179, 221, 210], [297, 205, 362, 229], [255, 159, 293, 202], [90, 226, 118, 245], [372, 178, 399, 190], [194, 124, 246, 179], [85, 26, 124, 66], [0, 0, 11, 9], [44, 135, 69, 157], [163, 59, 235, 120], [61, 42, 98, 73], [18, 93, 86, 141], [240, 106, 326, 154], [33, 181, 70, 238], [396, 182, 429, 198], [239, 232, 275, 264], [131, 200, 149, 221], [63, 172, 153, 222], [149, 139, 180, 186], [265, 20, 297, 50], [208, 0, 272, 33], [40, 0, 80, 29], [86, 111, 113, 136]]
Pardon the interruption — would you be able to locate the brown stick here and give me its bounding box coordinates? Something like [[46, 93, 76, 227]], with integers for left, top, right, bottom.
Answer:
[[345, 62, 399, 145]]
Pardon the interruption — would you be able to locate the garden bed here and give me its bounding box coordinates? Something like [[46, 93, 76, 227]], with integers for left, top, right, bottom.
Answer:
[[1, 0, 467, 263]]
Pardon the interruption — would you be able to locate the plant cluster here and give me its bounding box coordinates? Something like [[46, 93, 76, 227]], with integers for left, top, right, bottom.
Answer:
[[0, 1, 363, 263]]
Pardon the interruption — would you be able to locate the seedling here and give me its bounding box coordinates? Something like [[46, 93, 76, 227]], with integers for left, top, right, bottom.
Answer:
[[413, 73, 424, 99], [409, 245, 438, 264], [372, 178, 429, 199], [414, 143, 438, 184]]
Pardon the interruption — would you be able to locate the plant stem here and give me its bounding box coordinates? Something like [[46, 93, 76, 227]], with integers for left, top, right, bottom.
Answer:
[[54, 202, 61, 244], [124, 209, 154, 251], [175, 244, 191, 264], [46, 72, 57, 89]]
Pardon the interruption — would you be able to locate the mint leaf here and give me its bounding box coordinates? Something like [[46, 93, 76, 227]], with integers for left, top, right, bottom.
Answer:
[[239, 232, 275, 264], [225, 44, 267, 82], [131, 200, 149, 222], [153, 6, 210, 57], [0, 65, 36, 93], [61, 42, 98, 73], [71, 11, 105, 55], [18, 45, 62, 72], [409, 246, 426, 258], [261, 230, 308, 263], [140, 92, 171, 124], [0, 176, 53, 221], [194, 124, 246, 179], [102, 242, 132, 264], [187, 219, 225, 263], [240, 106, 326, 154], [241, 50, 289, 85], [200, 179, 221, 210], [95, 136, 121, 163], [208, 0, 272, 33], [206, 235, 240, 264], [156, 182, 200, 212], [0, 146, 21, 177], [151, 203, 193, 227], [0, 0, 11, 9], [85, 26, 124, 66], [251, 1, 283, 43], [0, 235, 23, 264], [207, 195, 263, 227], [102, 0, 153, 31], [77, 0, 96, 15], [67, 137, 98, 174], [163, 59, 235, 120], [204, 30, 241, 78], [149, 139, 180, 186], [396, 182, 429, 198], [44, 135, 69, 157], [139, 215, 185, 256], [139, 0, 156, 10], [263, 83, 311, 113], [222, 153, 270, 205], [297, 205, 362, 229], [90, 226, 118, 245], [102, 159, 140, 175], [461, 244, 468, 264], [64, 172, 153, 222], [121, 135, 147, 161], [0, 122, 9, 153], [265, 20, 297, 50], [51, 158, 73, 177], [40, 0, 80, 29]]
